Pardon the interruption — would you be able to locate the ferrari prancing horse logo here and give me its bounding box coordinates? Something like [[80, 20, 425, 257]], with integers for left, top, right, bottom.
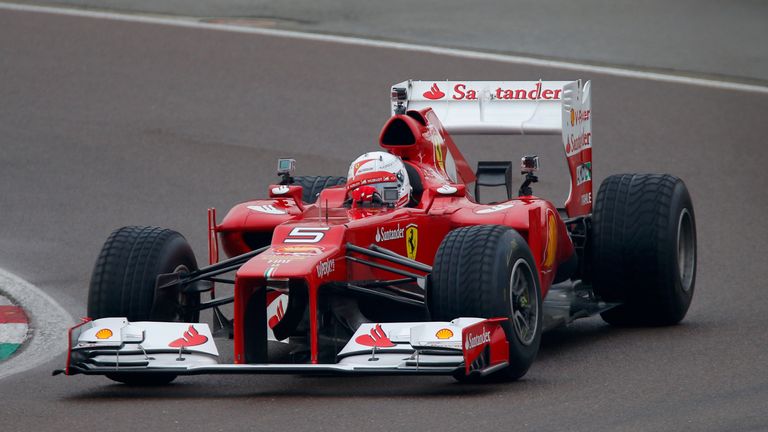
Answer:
[[406, 225, 418, 260]]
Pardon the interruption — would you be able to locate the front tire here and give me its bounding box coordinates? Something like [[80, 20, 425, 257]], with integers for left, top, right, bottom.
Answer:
[[431, 225, 542, 381], [88, 226, 201, 385], [591, 174, 696, 326]]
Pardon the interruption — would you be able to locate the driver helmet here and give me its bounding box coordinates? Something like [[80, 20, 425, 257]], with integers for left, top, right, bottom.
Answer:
[[346, 151, 411, 208]]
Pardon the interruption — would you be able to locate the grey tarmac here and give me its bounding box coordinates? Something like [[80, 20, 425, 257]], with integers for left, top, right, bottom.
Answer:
[[0, 7, 767, 432], [8, 0, 768, 83]]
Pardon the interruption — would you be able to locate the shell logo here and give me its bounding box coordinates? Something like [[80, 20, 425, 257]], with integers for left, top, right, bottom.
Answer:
[[95, 328, 113, 339], [435, 328, 454, 339]]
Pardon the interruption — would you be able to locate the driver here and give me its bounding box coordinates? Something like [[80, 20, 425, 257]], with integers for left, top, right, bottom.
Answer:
[[346, 151, 411, 208]]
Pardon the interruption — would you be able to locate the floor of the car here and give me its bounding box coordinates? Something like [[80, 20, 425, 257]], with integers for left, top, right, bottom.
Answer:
[[542, 280, 617, 332]]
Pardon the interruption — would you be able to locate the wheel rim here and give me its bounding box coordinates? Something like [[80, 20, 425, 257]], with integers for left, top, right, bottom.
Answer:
[[509, 258, 538, 346], [677, 209, 695, 292]]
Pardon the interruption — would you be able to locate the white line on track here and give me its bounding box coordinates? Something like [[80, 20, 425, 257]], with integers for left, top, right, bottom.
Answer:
[[0, 269, 74, 381], [2, 1, 767, 94]]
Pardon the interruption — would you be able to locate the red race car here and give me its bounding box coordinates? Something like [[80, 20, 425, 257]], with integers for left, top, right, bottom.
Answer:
[[57, 80, 696, 384]]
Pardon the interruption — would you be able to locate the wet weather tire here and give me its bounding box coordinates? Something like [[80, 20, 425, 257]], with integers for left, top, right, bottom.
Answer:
[[88, 226, 201, 385], [591, 174, 696, 326], [431, 225, 542, 381], [293, 176, 346, 203]]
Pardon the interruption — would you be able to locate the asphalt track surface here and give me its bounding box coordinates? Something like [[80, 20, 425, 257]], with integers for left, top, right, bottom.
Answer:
[[10, 0, 768, 83], [1, 8, 767, 432]]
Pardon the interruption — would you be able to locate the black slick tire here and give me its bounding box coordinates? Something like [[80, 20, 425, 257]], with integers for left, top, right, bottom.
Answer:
[[431, 225, 542, 382], [591, 174, 696, 326], [292, 176, 346, 203], [87, 226, 200, 385]]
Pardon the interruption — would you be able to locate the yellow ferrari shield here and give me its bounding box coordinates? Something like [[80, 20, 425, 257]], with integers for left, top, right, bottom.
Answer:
[[405, 225, 418, 260]]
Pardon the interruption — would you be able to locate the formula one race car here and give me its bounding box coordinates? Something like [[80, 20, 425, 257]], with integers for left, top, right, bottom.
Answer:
[[56, 80, 697, 384]]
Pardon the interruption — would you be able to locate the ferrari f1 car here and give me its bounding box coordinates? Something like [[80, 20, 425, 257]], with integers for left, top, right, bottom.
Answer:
[[56, 80, 697, 384]]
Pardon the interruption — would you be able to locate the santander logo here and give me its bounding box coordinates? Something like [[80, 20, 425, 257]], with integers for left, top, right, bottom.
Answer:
[[464, 327, 491, 350], [426, 82, 562, 101], [423, 83, 445, 100], [355, 324, 396, 348], [168, 325, 208, 348]]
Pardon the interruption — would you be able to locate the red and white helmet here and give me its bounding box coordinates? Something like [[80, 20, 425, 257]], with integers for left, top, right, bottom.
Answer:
[[347, 151, 411, 207]]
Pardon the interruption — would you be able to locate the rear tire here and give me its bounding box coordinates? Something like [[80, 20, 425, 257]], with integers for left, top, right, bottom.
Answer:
[[431, 225, 542, 381], [591, 174, 696, 326], [88, 226, 200, 385], [292, 176, 346, 203]]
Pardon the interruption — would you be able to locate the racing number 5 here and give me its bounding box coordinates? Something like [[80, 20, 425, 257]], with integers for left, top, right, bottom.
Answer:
[[284, 227, 330, 243]]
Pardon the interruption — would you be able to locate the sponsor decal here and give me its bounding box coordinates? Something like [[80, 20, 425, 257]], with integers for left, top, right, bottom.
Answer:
[[543, 210, 558, 268], [437, 184, 457, 195], [464, 326, 491, 350], [355, 324, 395, 348], [576, 162, 592, 186], [268, 300, 284, 329], [565, 132, 592, 156], [95, 328, 113, 340], [168, 325, 208, 348], [271, 185, 290, 195], [580, 192, 592, 206], [434, 140, 445, 172], [271, 245, 324, 256], [420, 166, 445, 181], [346, 173, 397, 191], [316, 258, 336, 278], [435, 328, 454, 339], [352, 158, 376, 175], [475, 203, 515, 214], [452, 84, 479, 100], [406, 225, 418, 260], [451, 82, 562, 101], [375, 224, 405, 243], [379, 158, 400, 171], [422, 83, 446, 100], [422, 126, 446, 172], [569, 108, 591, 127], [247, 205, 286, 215]]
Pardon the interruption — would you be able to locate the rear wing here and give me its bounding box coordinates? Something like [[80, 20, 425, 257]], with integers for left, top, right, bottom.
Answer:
[[389, 80, 593, 216]]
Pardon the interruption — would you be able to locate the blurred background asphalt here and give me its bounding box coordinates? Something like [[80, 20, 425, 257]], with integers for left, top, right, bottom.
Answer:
[[8, 0, 768, 84]]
